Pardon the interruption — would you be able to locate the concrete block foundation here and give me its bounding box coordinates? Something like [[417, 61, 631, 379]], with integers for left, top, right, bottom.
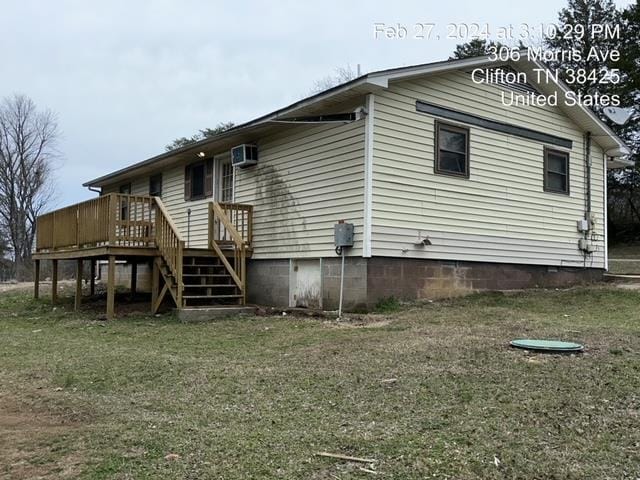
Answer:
[[246, 256, 604, 312]]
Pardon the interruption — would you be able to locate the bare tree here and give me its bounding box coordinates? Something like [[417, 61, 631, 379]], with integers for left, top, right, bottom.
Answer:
[[310, 64, 359, 94], [0, 94, 58, 280]]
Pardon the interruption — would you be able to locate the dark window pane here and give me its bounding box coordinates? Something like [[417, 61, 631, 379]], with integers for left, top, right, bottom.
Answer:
[[439, 129, 466, 153], [547, 172, 566, 191], [150, 174, 162, 196], [439, 151, 466, 173], [191, 164, 205, 198], [547, 153, 567, 174]]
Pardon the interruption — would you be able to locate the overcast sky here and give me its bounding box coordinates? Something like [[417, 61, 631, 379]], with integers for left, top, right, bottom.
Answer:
[[1, 0, 633, 206]]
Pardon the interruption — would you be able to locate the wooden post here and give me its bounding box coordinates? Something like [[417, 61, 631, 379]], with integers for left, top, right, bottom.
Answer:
[[34, 259, 40, 299], [151, 258, 159, 313], [106, 255, 115, 319], [90, 260, 96, 296], [131, 262, 137, 295], [241, 245, 246, 305], [75, 259, 83, 311], [176, 241, 184, 308], [51, 259, 58, 304]]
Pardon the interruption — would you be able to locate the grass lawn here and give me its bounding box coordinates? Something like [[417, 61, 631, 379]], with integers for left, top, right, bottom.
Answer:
[[609, 243, 640, 259], [1, 287, 639, 479]]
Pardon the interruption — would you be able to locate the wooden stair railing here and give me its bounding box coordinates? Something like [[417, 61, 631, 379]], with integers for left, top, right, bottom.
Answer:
[[208, 202, 252, 304], [152, 197, 185, 311]]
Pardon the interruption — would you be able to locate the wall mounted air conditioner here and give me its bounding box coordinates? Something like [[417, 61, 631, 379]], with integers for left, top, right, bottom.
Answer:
[[231, 144, 258, 168]]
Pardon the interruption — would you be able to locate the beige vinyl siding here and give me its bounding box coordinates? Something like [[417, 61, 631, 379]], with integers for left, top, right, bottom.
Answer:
[[371, 70, 605, 268], [103, 119, 366, 257], [235, 120, 365, 258]]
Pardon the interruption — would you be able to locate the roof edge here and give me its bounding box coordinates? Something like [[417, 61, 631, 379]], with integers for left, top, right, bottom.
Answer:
[[83, 75, 381, 187], [84, 53, 630, 187]]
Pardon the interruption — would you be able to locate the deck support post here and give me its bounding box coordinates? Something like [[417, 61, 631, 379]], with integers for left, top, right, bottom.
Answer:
[[75, 259, 83, 311], [151, 258, 159, 313], [51, 259, 58, 304], [34, 260, 40, 299], [90, 261, 96, 296], [130, 261, 137, 295], [106, 255, 115, 319]]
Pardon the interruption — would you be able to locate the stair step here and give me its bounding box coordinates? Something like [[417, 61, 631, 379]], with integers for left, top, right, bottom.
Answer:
[[183, 273, 230, 278], [183, 294, 243, 299], [184, 275, 229, 280], [184, 263, 225, 268], [184, 284, 237, 288]]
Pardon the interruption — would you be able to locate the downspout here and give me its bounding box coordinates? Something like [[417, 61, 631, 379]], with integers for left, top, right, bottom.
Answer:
[[585, 131, 592, 218], [363, 94, 374, 258], [603, 151, 608, 271], [583, 131, 592, 268]]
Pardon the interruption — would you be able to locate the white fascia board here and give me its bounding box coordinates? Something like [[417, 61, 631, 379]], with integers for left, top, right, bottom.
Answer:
[[607, 157, 635, 169], [367, 55, 495, 83]]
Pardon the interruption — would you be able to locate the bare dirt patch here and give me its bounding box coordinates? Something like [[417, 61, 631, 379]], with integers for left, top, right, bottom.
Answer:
[[0, 394, 84, 479], [0, 281, 37, 294], [0, 280, 77, 295]]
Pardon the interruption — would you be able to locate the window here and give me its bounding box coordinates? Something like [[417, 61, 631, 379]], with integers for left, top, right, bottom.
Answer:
[[149, 174, 162, 197], [184, 159, 213, 201], [220, 161, 234, 202], [191, 163, 205, 198], [544, 148, 570, 194], [435, 121, 469, 177], [119, 183, 131, 220]]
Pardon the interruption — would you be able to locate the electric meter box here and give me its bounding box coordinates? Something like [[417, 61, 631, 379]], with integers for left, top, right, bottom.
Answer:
[[334, 222, 354, 248]]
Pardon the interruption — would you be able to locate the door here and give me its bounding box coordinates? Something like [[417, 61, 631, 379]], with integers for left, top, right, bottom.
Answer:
[[215, 155, 234, 203], [289, 259, 322, 308]]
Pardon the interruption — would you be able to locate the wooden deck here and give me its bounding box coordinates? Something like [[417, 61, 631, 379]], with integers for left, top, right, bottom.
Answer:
[[33, 194, 253, 319]]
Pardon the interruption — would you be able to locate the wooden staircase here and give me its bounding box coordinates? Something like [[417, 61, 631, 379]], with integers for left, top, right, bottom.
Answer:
[[32, 193, 252, 318], [182, 254, 243, 307], [151, 200, 252, 313]]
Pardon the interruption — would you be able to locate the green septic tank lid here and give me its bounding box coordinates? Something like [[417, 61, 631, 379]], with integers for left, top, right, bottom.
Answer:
[[510, 339, 584, 352]]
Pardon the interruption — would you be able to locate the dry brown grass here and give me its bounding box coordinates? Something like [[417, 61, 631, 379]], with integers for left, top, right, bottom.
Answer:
[[0, 287, 639, 479]]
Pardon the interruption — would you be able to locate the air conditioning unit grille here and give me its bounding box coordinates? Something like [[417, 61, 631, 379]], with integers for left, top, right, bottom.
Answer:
[[231, 144, 258, 168]]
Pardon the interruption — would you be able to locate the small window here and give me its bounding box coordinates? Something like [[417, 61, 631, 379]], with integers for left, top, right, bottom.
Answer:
[[435, 121, 469, 177], [184, 159, 213, 201], [544, 148, 570, 194], [149, 174, 162, 197], [191, 163, 205, 199]]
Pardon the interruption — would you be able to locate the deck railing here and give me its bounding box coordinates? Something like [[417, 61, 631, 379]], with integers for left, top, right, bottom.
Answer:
[[36, 193, 185, 306], [209, 202, 253, 246], [208, 202, 252, 303], [35, 193, 155, 252]]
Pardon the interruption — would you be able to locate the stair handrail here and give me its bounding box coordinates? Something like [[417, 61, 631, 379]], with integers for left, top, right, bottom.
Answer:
[[154, 197, 184, 306], [208, 202, 246, 300]]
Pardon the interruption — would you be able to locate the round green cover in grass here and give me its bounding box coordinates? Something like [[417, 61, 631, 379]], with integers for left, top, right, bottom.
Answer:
[[510, 339, 584, 352]]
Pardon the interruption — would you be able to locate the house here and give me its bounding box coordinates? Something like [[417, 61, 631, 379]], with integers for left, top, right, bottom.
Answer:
[[33, 54, 631, 318]]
